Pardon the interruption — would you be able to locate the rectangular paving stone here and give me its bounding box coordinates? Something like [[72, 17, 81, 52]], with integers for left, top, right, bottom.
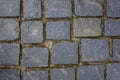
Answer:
[[23, 47, 48, 67], [74, 18, 101, 37], [24, 70, 48, 80], [23, 0, 41, 19], [0, 69, 20, 80], [107, 0, 120, 17], [81, 39, 109, 61], [113, 39, 120, 61], [0, 19, 19, 40], [105, 20, 120, 36], [51, 68, 75, 80], [75, 0, 102, 16], [46, 21, 70, 40], [107, 63, 120, 80], [77, 65, 104, 80], [45, 0, 72, 18], [21, 21, 43, 43], [0, 0, 20, 16], [0, 44, 19, 65], [52, 42, 78, 64]]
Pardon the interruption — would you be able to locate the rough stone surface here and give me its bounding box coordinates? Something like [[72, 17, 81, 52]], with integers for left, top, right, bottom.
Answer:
[[46, 21, 70, 40], [23, 0, 41, 19], [52, 42, 78, 64], [45, 0, 72, 18], [74, 18, 101, 37], [81, 39, 109, 61], [113, 39, 120, 61], [77, 65, 104, 80], [21, 21, 43, 43], [24, 71, 48, 80], [0, 69, 20, 80], [0, 0, 20, 16], [0, 19, 19, 40], [105, 20, 120, 36], [107, 63, 120, 80], [107, 0, 120, 17], [23, 47, 48, 67], [75, 0, 102, 16], [0, 44, 19, 65], [51, 68, 75, 80]]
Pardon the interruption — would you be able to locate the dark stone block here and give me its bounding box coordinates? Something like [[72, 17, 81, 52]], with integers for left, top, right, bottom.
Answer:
[[45, 0, 72, 18], [107, 0, 120, 17], [77, 65, 104, 80], [51, 68, 75, 80], [46, 21, 70, 40], [23, 0, 41, 19], [113, 39, 120, 61], [0, 19, 19, 40], [24, 70, 48, 80], [0, 44, 19, 65], [52, 42, 78, 64], [0, 0, 20, 16], [81, 39, 109, 61], [105, 20, 120, 36], [107, 63, 120, 80], [23, 47, 48, 67], [0, 69, 20, 80], [75, 0, 102, 16], [21, 21, 43, 43]]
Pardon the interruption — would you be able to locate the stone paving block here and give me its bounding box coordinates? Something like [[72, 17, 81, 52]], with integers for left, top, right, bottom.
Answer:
[[46, 21, 70, 40], [51, 68, 75, 80], [21, 21, 43, 43], [107, 0, 120, 17], [0, 44, 19, 65], [107, 63, 120, 80], [24, 70, 48, 80], [0, 69, 20, 80], [0, 0, 20, 16], [75, 0, 102, 16], [113, 39, 120, 61], [0, 19, 19, 40], [23, 47, 48, 67], [81, 39, 109, 61], [105, 20, 120, 36], [23, 0, 41, 19], [77, 65, 104, 80], [52, 42, 78, 64], [45, 0, 72, 18], [74, 18, 101, 37]]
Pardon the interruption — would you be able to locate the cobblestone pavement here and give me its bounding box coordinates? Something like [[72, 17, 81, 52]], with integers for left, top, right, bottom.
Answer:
[[0, 0, 120, 80]]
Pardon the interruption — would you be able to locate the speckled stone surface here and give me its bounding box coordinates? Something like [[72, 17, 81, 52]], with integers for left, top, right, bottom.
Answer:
[[52, 42, 78, 64], [75, 0, 102, 16], [107, 63, 120, 80], [0, 69, 20, 80], [24, 71, 48, 80], [23, 0, 41, 19], [23, 47, 48, 67], [81, 39, 109, 61], [0, 19, 19, 40], [0, 44, 19, 65], [105, 20, 120, 36], [45, 0, 72, 18], [0, 0, 20, 16], [74, 18, 101, 37], [77, 65, 104, 80], [46, 21, 70, 40], [51, 68, 75, 80], [21, 21, 43, 43], [107, 0, 120, 17], [113, 39, 120, 61]]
